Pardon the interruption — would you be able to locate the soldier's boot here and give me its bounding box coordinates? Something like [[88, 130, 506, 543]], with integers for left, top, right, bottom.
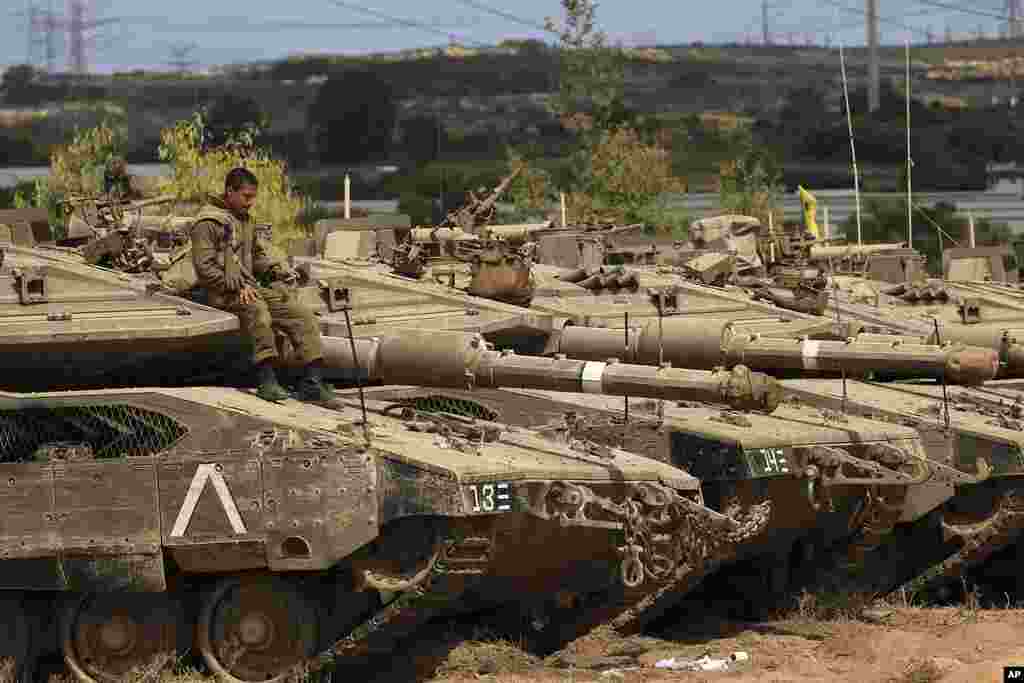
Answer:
[[256, 362, 290, 402], [297, 360, 337, 402]]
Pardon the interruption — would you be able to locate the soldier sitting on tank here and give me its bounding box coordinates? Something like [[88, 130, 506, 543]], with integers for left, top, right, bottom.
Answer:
[[103, 156, 143, 201], [190, 167, 336, 403]]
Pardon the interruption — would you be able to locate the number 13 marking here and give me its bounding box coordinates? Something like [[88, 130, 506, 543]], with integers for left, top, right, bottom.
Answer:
[[469, 482, 511, 512]]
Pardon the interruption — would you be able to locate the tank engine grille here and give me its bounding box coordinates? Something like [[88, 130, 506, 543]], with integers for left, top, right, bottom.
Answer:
[[0, 404, 187, 462], [403, 395, 498, 421]]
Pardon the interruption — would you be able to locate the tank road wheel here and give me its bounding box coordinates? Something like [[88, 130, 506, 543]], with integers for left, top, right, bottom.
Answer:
[[60, 593, 182, 682], [197, 575, 319, 683]]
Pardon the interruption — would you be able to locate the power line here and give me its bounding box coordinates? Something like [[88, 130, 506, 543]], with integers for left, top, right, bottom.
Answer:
[[819, 0, 933, 37], [909, 0, 1008, 21], [450, 0, 551, 34], [115, 16, 482, 32], [324, 0, 490, 47]]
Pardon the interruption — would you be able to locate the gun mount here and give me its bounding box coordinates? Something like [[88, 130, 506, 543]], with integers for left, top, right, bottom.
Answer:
[[389, 226, 537, 305], [62, 193, 182, 273], [439, 165, 522, 233]]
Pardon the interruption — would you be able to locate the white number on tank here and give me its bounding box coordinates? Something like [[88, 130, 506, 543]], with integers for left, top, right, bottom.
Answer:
[[762, 447, 787, 473], [469, 482, 511, 512]]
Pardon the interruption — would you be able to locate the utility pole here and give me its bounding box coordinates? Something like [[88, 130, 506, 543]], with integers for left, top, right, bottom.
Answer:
[[762, 0, 771, 46], [26, 2, 37, 66], [167, 42, 198, 74], [20, 0, 59, 73], [64, 0, 117, 74], [68, 0, 84, 73], [1009, 0, 1023, 39], [867, 0, 880, 112]]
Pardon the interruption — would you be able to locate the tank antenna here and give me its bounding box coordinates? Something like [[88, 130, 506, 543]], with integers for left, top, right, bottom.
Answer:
[[656, 295, 666, 421], [841, 367, 848, 415], [933, 318, 951, 429], [838, 34, 863, 246], [623, 311, 629, 422], [340, 288, 371, 445]]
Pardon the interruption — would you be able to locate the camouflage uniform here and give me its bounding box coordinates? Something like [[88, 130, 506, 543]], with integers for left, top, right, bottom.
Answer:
[[190, 196, 331, 401], [103, 157, 142, 200]]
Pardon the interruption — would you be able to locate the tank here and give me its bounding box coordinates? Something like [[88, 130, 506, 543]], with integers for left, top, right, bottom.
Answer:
[[0, 235, 786, 680], [781, 378, 1024, 598], [339, 383, 938, 624], [0, 383, 776, 682], [0, 202, 993, 672]]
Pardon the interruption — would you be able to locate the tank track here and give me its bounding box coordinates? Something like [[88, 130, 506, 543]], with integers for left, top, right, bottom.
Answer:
[[290, 485, 772, 678], [933, 488, 1024, 585]]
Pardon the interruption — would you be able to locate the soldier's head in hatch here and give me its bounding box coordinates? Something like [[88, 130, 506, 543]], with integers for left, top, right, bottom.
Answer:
[[224, 167, 258, 215]]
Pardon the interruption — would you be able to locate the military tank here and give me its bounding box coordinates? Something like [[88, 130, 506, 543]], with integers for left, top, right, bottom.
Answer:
[[0, 381, 777, 683], [0, 234, 792, 681], [0, 195, 993, 666], [780, 377, 1024, 599], [337, 383, 937, 626]]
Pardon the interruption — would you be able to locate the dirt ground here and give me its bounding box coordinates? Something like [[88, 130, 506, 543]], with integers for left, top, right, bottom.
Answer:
[[19, 605, 1024, 682], [418, 607, 1024, 683]]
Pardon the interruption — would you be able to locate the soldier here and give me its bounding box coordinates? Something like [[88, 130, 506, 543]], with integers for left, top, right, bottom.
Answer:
[[190, 167, 335, 403], [103, 156, 142, 200]]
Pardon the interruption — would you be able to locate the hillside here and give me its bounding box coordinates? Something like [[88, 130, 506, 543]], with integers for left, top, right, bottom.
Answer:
[[3, 39, 1024, 199]]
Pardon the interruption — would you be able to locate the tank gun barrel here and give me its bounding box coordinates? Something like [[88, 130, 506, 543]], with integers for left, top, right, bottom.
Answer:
[[555, 317, 999, 386], [926, 323, 1024, 377], [808, 242, 907, 258], [314, 330, 782, 412]]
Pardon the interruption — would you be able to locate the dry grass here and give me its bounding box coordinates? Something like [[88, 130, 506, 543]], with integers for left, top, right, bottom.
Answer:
[[434, 638, 540, 677], [887, 658, 945, 683]]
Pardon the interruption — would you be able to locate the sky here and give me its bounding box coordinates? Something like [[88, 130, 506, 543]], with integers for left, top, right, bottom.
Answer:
[[2, 0, 1016, 73]]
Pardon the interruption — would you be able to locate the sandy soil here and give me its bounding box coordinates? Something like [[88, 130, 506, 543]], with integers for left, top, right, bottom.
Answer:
[[20, 606, 1024, 682], [421, 607, 1024, 683]]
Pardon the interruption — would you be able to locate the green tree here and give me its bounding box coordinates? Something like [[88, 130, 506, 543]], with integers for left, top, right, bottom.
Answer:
[[400, 115, 446, 164], [201, 94, 269, 151], [718, 130, 785, 228], [308, 70, 397, 164], [0, 65, 40, 105], [544, 0, 631, 134], [505, 0, 684, 232], [839, 199, 1013, 275]]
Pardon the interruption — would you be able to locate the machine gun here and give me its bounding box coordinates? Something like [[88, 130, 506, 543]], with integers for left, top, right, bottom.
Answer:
[[61, 194, 180, 273], [438, 166, 522, 233], [390, 225, 537, 305]]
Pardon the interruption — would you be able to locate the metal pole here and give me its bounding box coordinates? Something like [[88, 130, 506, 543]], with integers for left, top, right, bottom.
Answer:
[[623, 311, 629, 422], [867, 0, 880, 112], [906, 39, 913, 250], [839, 40, 863, 246], [344, 173, 351, 219], [342, 305, 371, 446]]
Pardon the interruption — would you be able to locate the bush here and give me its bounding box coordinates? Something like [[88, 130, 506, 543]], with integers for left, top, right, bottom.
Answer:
[[157, 112, 306, 246]]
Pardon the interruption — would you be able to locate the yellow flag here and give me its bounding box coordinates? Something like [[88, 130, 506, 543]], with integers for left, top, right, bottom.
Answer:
[[798, 185, 819, 239]]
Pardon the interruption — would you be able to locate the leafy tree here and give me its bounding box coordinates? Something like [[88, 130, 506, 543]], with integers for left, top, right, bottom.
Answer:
[[839, 199, 1013, 275], [400, 115, 446, 164], [544, 0, 631, 134], [158, 112, 304, 246], [1, 65, 40, 105], [505, 0, 684, 232], [201, 94, 269, 151], [308, 70, 397, 164], [718, 130, 785, 228]]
